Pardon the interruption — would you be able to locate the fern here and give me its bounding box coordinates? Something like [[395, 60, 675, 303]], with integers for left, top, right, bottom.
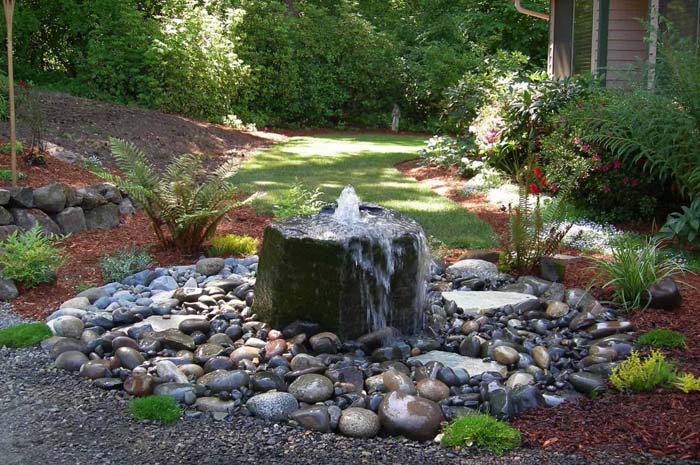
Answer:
[[98, 137, 256, 253]]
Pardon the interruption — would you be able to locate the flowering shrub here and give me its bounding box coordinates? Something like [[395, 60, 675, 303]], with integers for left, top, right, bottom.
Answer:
[[420, 136, 481, 177]]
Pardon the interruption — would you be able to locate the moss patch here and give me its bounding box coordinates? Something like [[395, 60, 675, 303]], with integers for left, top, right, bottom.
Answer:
[[0, 322, 52, 348], [637, 329, 686, 349], [441, 414, 521, 454], [130, 395, 182, 425]]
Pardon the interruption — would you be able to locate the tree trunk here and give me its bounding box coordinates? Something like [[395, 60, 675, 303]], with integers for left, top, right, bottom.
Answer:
[[3, 0, 16, 186]]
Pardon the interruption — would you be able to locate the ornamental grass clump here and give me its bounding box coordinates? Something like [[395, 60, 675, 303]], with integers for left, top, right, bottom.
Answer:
[[207, 234, 258, 258], [589, 236, 687, 311], [441, 414, 521, 454], [0, 224, 66, 287], [129, 395, 182, 425], [0, 322, 52, 348], [610, 349, 677, 392], [637, 329, 686, 349], [98, 138, 258, 253]]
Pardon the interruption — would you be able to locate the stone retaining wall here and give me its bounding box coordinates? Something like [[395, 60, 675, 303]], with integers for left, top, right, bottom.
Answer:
[[0, 182, 135, 241]]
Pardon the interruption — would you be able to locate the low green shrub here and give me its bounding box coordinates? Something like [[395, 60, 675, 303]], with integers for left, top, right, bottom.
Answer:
[[637, 329, 687, 349], [129, 395, 182, 425], [441, 414, 521, 454], [610, 350, 677, 392], [101, 246, 153, 283], [589, 237, 687, 311], [0, 169, 26, 181], [207, 234, 258, 258], [0, 322, 52, 348], [675, 373, 700, 393], [0, 225, 66, 287], [0, 141, 24, 154], [656, 198, 700, 247], [273, 180, 324, 220]]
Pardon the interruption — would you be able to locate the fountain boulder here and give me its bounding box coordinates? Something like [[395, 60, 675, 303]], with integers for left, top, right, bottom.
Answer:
[[254, 190, 429, 341]]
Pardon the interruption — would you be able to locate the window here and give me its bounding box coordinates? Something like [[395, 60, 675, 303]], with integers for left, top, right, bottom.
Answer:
[[573, 0, 594, 74]]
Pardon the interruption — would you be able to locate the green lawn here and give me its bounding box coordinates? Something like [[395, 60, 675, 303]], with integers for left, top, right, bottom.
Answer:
[[233, 133, 497, 249]]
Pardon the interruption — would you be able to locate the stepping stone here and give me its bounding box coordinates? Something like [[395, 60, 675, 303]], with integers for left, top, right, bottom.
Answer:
[[408, 350, 507, 377], [121, 315, 207, 333], [442, 291, 538, 316]]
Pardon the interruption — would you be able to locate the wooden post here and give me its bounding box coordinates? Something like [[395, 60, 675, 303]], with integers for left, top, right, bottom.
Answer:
[[3, 0, 16, 186]]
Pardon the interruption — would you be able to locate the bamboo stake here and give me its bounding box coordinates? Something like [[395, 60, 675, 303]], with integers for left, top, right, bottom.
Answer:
[[3, 0, 16, 186]]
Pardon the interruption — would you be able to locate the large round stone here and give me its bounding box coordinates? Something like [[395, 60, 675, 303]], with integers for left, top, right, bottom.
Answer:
[[290, 405, 331, 433], [338, 407, 381, 438], [378, 391, 445, 441], [288, 374, 334, 403], [55, 350, 88, 371], [50, 316, 84, 339], [416, 378, 449, 402], [493, 346, 519, 366], [79, 359, 111, 379], [124, 374, 155, 397], [115, 347, 145, 370], [382, 370, 416, 394], [196, 258, 225, 276], [246, 392, 299, 421], [197, 369, 250, 393], [253, 201, 429, 340]]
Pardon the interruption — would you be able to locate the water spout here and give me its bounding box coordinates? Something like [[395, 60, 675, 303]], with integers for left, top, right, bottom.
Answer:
[[334, 185, 362, 223]]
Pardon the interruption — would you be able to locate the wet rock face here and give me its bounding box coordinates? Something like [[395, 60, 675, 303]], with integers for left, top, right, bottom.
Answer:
[[378, 391, 445, 441], [254, 203, 429, 340]]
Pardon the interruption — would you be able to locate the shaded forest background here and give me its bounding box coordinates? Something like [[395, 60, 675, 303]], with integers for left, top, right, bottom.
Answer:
[[3, 0, 548, 129]]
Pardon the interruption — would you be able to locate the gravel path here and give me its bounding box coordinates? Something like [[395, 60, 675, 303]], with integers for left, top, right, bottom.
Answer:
[[0, 309, 696, 465]]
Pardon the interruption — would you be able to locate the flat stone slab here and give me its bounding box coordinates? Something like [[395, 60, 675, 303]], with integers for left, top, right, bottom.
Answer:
[[442, 291, 538, 316], [408, 350, 507, 377], [121, 315, 207, 333]]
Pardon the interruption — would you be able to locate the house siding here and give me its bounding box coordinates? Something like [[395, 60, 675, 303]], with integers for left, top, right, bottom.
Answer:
[[605, 0, 648, 86]]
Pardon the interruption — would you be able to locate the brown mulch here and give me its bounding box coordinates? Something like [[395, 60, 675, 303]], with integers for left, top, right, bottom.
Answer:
[[0, 148, 104, 188], [398, 157, 700, 460], [12, 206, 273, 321]]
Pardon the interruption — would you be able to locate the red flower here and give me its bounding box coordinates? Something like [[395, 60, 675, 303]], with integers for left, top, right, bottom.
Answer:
[[592, 153, 601, 161], [581, 144, 590, 153], [533, 167, 542, 178], [601, 165, 609, 172], [602, 185, 611, 193], [550, 183, 558, 193], [613, 159, 621, 169], [17, 80, 30, 90], [541, 176, 548, 186], [529, 183, 540, 195], [622, 176, 630, 185], [574, 136, 582, 145]]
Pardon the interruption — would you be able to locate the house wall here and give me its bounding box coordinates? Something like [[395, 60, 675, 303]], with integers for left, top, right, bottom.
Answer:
[[605, 0, 649, 86]]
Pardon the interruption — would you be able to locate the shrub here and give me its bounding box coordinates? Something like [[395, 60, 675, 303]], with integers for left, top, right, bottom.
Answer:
[[441, 414, 521, 454], [420, 136, 480, 177], [99, 138, 257, 253], [637, 329, 687, 349], [589, 237, 687, 311], [129, 395, 182, 425], [0, 169, 25, 181], [0, 224, 66, 287], [101, 246, 153, 283], [0, 322, 52, 348], [207, 234, 258, 258], [610, 350, 677, 392], [656, 198, 700, 247], [675, 373, 700, 393], [273, 181, 324, 220]]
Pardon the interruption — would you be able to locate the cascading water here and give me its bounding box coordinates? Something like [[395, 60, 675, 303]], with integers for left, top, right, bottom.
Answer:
[[254, 185, 431, 340]]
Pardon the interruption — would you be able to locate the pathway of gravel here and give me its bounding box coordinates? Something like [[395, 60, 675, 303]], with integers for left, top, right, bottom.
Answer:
[[0, 307, 695, 465]]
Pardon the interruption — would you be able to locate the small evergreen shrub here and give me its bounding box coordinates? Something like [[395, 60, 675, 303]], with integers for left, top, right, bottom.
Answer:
[[129, 395, 182, 425], [589, 237, 687, 311], [674, 373, 700, 393], [637, 329, 686, 349], [0, 225, 66, 287], [610, 350, 677, 392], [273, 181, 324, 220], [207, 234, 258, 258], [441, 414, 521, 454], [0, 322, 52, 348], [101, 246, 153, 283]]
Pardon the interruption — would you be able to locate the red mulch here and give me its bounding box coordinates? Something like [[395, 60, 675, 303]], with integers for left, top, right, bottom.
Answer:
[[0, 148, 105, 188], [12, 206, 272, 320], [398, 158, 700, 460]]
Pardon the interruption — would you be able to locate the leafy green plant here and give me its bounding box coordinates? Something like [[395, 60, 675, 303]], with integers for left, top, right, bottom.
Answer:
[[656, 198, 700, 247], [101, 246, 153, 283], [0, 322, 52, 348], [98, 138, 257, 253], [273, 180, 324, 220], [441, 414, 521, 454], [674, 373, 700, 393], [589, 237, 687, 311], [129, 395, 182, 425], [0, 224, 66, 287], [610, 349, 677, 392], [0, 141, 23, 154], [637, 329, 687, 349], [0, 169, 25, 181], [207, 234, 258, 258]]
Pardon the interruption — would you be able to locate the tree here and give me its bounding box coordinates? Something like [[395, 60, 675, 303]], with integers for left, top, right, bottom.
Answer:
[[3, 0, 16, 186]]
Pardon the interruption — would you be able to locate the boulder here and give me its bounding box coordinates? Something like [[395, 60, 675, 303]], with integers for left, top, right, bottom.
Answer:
[[288, 374, 334, 403], [84, 203, 120, 230], [77, 187, 107, 209], [646, 277, 682, 310], [64, 186, 83, 207], [33, 183, 67, 213], [52, 207, 86, 234], [0, 225, 19, 242], [94, 183, 123, 204], [9, 186, 33, 208], [11, 208, 61, 235], [0, 278, 18, 301], [0, 188, 10, 205], [195, 258, 225, 276], [246, 392, 298, 421], [446, 259, 499, 281], [378, 391, 444, 441], [0, 206, 12, 225]]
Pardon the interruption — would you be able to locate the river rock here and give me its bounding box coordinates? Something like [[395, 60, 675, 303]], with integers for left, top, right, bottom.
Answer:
[[493, 346, 519, 366], [290, 405, 331, 433], [246, 392, 299, 421], [532, 345, 550, 370], [49, 316, 85, 339], [338, 408, 381, 438], [197, 369, 250, 393], [288, 374, 334, 403], [408, 351, 507, 377], [546, 301, 569, 319], [115, 347, 145, 370], [196, 258, 225, 276], [382, 370, 416, 394], [55, 350, 88, 371], [569, 372, 605, 395], [156, 360, 189, 384], [378, 391, 445, 441], [194, 397, 235, 414], [154, 383, 198, 405], [79, 359, 112, 379], [124, 374, 155, 397], [506, 372, 535, 389], [646, 277, 682, 310], [0, 278, 18, 301], [251, 371, 286, 392], [446, 259, 499, 280], [442, 291, 537, 316], [309, 332, 340, 354], [416, 378, 449, 402]]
